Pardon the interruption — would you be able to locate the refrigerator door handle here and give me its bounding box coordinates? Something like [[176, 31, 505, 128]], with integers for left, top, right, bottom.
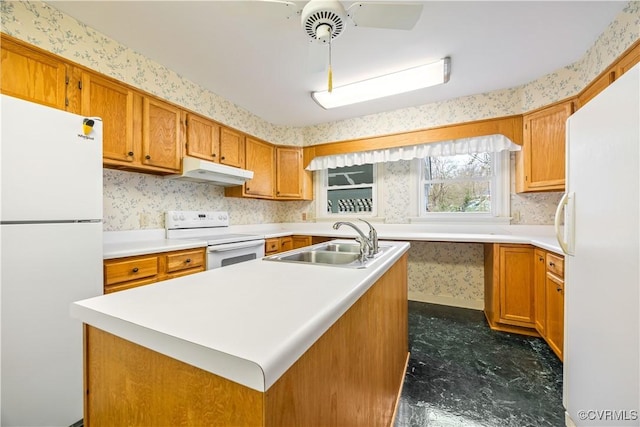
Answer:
[[554, 192, 575, 255]]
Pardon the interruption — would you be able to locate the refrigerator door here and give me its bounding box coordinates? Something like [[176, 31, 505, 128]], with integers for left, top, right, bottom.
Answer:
[[0, 95, 103, 222], [1, 222, 103, 426], [564, 65, 639, 425]]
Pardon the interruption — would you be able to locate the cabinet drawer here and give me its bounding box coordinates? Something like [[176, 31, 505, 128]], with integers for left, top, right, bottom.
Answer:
[[104, 256, 159, 285], [265, 238, 280, 254], [165, 249, 205, 273], [546, 253, 564, 278]]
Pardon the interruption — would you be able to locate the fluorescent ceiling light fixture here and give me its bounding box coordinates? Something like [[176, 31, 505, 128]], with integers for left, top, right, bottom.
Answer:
[[312, 57, 451, 109]]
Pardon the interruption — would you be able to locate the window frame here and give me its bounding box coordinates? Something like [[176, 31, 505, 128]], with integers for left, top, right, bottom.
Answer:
[[315, 163, 385, 221], [411, 151, 511, 224]]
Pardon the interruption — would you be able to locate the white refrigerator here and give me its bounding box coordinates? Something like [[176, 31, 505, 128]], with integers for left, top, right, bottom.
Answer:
[[557, 65, 639, 426], [1, 95, 103, 426]]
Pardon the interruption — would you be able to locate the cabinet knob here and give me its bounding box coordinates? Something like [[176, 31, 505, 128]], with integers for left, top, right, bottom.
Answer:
[[132, 267, 139, 273], [220, 156, 225, 160], [538, 257, 544, 262], [145, 155, 151, 160], [556, 286, 563, 293], [185, 258, 191, 263], [549, 262, 555, 267], [128, 151, 134, 156], [212, 153, 216, 157], [246, 187, 250, 191]]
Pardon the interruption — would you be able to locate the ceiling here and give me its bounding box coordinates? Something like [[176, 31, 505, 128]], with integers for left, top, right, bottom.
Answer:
[[48, 1, 627, 127]]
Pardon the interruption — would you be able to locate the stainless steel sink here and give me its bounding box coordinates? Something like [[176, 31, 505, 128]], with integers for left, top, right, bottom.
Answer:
[[317, 243, 361, 253], [262, 240, 392, 269], [278, 250, 360, 265]]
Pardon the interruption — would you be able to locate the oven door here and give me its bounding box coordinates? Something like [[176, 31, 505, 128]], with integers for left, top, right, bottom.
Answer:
[[207, 239, 266, 269]]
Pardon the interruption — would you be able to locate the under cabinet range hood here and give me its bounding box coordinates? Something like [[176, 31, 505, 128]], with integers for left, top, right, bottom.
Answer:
[[166, 156, 253, 186]]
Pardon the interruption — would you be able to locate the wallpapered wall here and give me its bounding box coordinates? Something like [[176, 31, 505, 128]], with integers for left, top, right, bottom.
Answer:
[[2, 1, 638, 308]]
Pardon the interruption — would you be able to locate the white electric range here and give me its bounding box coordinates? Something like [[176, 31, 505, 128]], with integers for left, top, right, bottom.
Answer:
[[165, 210, 265, 269]]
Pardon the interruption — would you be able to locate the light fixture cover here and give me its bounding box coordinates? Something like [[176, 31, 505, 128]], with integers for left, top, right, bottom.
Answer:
[[312, 57, 451, 109]]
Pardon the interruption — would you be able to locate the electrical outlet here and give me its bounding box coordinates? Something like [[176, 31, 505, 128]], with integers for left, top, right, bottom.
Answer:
[[512, 211, 521, 222], [301, 212, 307, 221]]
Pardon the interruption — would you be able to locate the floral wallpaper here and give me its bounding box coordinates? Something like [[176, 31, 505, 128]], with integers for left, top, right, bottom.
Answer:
[[2, 1, 638, 308], [408, 242, 485, 309]]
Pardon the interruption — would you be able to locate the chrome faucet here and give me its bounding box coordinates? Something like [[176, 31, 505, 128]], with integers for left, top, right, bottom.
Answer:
[[358, 218, 379, 255], [332, 221, 373, 262]]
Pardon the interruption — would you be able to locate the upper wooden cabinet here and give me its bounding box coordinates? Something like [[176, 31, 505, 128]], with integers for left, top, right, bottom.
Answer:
[[225, 136, 275, 198], [219, 127, 245, 168], [276, 146, 313, 200], [142, 97, 183, 172], [516, 100, 573, 193], [185, 113, 220, 162], [77, 71, 182, 173], [244, 136, 276, 198], [79, 71, 135, 164], [226, 143, 313, 201], [0, 35, 69, 110]]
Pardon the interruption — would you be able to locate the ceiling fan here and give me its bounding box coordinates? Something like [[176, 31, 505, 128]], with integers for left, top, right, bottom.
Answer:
[[264, 0, 424, 91]]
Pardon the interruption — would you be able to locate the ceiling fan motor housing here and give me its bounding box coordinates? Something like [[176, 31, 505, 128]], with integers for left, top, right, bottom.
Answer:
[[301, 0, 346, 44]]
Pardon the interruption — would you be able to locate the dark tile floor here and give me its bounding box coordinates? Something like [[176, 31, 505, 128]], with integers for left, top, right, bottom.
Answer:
[[394, 301, 564, 427]]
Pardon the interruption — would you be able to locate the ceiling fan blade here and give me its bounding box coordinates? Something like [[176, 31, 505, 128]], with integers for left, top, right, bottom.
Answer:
[[346, 2, 423, 30], [251, 0, 302, 20]]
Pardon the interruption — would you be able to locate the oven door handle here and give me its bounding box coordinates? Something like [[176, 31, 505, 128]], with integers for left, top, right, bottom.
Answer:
[[207, 240, 265, 253]]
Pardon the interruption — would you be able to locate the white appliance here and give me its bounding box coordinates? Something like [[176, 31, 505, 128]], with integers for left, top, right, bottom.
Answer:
[[165, 211, 265, 269], [1, 95, 103, 426], [556, 65, 639, 426], [166, 156, 254, 186]]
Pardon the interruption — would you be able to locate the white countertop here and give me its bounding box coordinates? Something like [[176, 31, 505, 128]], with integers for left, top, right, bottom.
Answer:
[[102, 223, 563, 259], [73, 240, 410, 392]]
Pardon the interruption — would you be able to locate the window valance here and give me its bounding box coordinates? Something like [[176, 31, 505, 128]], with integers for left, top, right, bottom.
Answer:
[[306, 134, 521, 171]]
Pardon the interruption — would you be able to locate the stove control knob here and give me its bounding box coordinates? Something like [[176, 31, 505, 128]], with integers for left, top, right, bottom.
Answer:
[[179, 214, 185, 221], [218, 215, 223, 220], [173, 214, 178, 221]]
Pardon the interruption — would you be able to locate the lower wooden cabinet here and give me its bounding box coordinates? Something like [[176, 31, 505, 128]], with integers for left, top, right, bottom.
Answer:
[[103, 247, 205, 294], [484, 244, 537, 336], [542, 251, 565, 360], [486, 243, 565, 360], [265, 236, 293, 255], [292, 235, 312, 249]]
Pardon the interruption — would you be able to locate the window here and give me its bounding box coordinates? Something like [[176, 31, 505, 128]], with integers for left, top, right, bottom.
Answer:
[[316, 163, 383, 218], [416, 151, 510, 221]]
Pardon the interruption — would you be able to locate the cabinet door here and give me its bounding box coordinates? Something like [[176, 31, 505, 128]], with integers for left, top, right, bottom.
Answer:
[[80, 72, 135, 164], [0, 35, 68, 110], [245, 137, 275, 198], [498, 245, 535, 327], [279, 237, 293, 253], [517, 101, 573, 192], [545, 272, 564, 360], [142, 97, 183, 172], [185, 113, 220, 162], [219, 127, 245, 168], [533, 249, 547, 336], [276, 147, 303, 199], [292, 235, 312, 249]]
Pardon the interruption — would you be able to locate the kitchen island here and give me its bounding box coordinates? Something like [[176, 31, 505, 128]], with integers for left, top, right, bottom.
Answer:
[[72, 239, 410, 426]]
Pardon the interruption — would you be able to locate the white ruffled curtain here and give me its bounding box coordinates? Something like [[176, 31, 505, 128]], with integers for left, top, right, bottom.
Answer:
[[306, 134, 521, 171]]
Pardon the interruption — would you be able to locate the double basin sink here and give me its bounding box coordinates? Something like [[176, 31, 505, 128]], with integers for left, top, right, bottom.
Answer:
[[263, 241, 391, 269]]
